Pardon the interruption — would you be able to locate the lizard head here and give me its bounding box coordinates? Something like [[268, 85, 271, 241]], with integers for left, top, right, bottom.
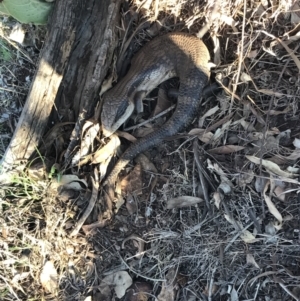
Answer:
[[101, 94, 135, 138]]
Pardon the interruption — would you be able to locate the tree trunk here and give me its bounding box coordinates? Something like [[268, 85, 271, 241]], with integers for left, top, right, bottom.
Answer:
[[1, 0, 121, 178]]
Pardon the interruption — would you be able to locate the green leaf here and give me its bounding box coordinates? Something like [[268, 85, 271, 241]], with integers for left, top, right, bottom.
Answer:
[[0, 39, 13, 61], [0, 0, 54, 25]]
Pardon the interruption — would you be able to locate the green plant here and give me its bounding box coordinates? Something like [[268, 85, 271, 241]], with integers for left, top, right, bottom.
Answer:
[[0, 38, 12, 61], [0, 0, 53, 25], [8, 174, 45, 200]]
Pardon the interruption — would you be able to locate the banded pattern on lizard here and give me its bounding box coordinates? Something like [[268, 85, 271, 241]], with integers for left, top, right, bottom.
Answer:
[[101, 32, 211, 205]]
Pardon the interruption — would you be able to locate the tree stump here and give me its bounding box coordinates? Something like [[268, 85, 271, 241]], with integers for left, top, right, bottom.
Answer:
[[0, 0, 122, 179]]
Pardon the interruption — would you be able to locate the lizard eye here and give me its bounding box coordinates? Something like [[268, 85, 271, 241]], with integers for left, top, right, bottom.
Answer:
[[114, 100, 128, 122]]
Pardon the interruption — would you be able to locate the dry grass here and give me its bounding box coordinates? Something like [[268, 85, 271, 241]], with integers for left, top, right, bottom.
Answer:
[[1, 0, 300, 300]]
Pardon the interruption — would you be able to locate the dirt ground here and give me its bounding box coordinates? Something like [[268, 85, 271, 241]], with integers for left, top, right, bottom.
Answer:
[[1, 0, 300, 300]]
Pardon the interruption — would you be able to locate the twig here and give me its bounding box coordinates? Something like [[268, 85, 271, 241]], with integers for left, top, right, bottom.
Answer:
[[70, 175, 99, 237], [0, 274, 20, 300], [224, 221, 254, 253], [247, 207, 262, 234], [254, 36, 292, 216], [118, 252, 166, 282], [260, 30, 300, 71], [0, 32, 34, 65], [122, 234, 145, 259], [119, 20, 150, 64], [230, 0, 247, 112], [123, 104, 176, 131], [208, 264, 218, 301], [81, 219, 110, 234], [193, 140, 212, 213], [278, 280, 300, 301], [183, 209, 210, 236]]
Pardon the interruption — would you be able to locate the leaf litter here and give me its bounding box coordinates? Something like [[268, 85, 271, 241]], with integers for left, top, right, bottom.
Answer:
[[2, 0, 300, 300]]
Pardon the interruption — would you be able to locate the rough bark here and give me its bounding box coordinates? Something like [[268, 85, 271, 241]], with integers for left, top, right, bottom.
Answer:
[[1, 0, 121, 177]]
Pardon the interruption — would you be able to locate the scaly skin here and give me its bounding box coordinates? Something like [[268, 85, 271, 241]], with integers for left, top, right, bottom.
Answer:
[[101, 32, 211, 203]]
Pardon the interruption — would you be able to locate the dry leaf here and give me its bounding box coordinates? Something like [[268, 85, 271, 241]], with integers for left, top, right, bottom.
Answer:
[[99, 155, 113, 181], [211, 34, 221, 64], [246, 254, 260, 269], [270, 148, 300, 165], [50, 175, 88, 191], [116, 130, 137, 142], [154, 88, 173, 116], [238, 118, 256, 132], [274, 186, 286, 202], [220, 14, 237, 29], [292, 286, 300, 299], [246, 49, 258, 58], [135, 127, 154, 137], [124, 281, 153, 301], [224, 215, 257, 243], [265, 222, 278, 243], [176, 273, 188, 287], [27, 161, 47, 180], [100, 76, 113, 96], [251, 135, 279, 152], [257, 89, 285, 97], [248, 132, 263, 140], [9, 23, 25, 44], [213, 192, 222, 209], [166, 196, 204, 209], [265, 222, 276, 235], [92, 134, 121, 164], [269, 106, 291, 115], [125, 194, 138, 215], [198, 105, 219, 127], [135, 153, 157, 172], [186, 293, 197, 301], [255, 176, 268, 193], [80, 121, 100, 159], [198, 131, 214, 143], [237, 170, 254, 187], [207, 159, 233, 187], [189, 129, 214, 143], [40, 261, 58, 294], [246, 155, 298, 178], [158, 269, 178, 301], [240, 230, 257, 243], [188, 128, 204, 136], [287, 149, 300, 160], [218, 182, 232, 194], [287, 166, 299, 173], [115, 195, 125, 213], [72, 118, 100, 166], [213, 120, 232, 141], [270, 36, 300, 71], [139, 0, 152, 10], [240, 72, 252, 82], [12, 272, 30, 286], [284, 26, 300, 42], [293, 138, 300, 149], [203, 283, 219, 296], [253, 2, 267, 18], [146, 21, 162, 36], [120, 164, 143, 196], [208, 145, 244, 154], [99, 271, 132, 299], [263, 181, 283, 228], [230, 287, 239, 301], [224, 214, 238, 228], [291, 1, 300, 24]]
